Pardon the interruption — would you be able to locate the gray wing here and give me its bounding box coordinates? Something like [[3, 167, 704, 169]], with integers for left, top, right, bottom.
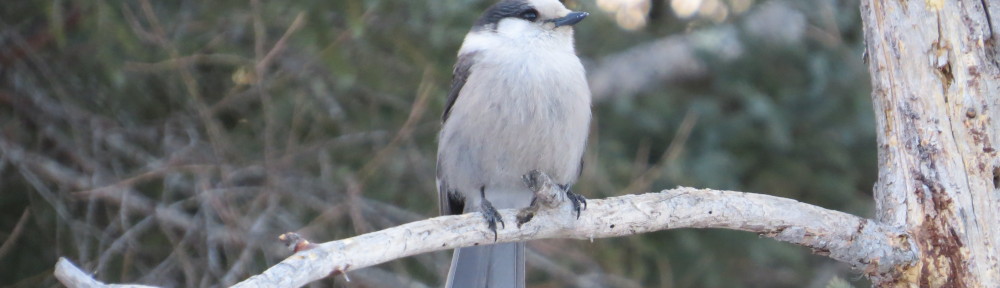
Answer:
[[438, 51, 478, 216], [441, 51, 478, 122]]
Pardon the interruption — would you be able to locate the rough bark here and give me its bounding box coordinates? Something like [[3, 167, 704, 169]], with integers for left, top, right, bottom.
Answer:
[[860, 0, 1000, 286]]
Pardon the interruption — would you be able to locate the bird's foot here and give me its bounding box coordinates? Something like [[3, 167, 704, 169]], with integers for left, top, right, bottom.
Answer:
[[517, 170, 587, 227], [479, 187, 504, 242], [563, 186, 587, 219]]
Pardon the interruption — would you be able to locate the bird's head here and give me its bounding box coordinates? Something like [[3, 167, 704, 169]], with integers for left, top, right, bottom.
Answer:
[[464, 0, 588, 52]]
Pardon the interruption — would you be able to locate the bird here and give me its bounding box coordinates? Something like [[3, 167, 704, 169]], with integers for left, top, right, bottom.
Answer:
[[435, 0, 592, 287]]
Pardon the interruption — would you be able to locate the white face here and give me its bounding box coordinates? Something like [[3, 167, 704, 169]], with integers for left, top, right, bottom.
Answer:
[[494, 0, 575, 43], [460, 0, 582, 55]]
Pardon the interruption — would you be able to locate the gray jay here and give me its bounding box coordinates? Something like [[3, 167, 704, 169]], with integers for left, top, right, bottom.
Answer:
[[436, 0, 591, 287]]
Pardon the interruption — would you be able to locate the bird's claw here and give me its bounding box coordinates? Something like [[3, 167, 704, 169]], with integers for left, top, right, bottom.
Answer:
[[479, 187, 504, 242], [565, 188, 587, 219]]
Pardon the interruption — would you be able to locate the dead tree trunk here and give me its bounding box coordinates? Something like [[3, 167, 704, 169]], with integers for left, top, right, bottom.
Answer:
[[860, 0, 1000, 286]]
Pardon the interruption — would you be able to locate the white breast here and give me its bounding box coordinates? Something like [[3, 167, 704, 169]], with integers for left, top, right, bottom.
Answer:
[[437, 30, 591, 209]]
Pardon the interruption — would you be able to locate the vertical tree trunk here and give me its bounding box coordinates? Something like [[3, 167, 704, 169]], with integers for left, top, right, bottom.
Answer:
[[860, 0, 1000, 286]]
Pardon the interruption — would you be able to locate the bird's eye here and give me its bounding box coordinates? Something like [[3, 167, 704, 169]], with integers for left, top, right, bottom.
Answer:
[[519, 9, 538, 21]]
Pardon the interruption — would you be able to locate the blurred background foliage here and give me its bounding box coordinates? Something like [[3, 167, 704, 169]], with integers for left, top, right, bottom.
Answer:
[[0, 0, 875, 287]]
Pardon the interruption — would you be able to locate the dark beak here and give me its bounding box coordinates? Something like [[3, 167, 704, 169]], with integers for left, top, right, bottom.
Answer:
[[550, 11, 589, 27]]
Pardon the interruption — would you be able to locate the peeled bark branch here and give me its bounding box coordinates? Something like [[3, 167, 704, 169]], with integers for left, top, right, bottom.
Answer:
[[57, 182, 915, 287], [232, 189, 915, 288]]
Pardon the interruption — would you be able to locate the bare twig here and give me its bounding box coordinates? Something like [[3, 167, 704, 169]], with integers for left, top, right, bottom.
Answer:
[[0, 209, 31, 260], [526, 248, 642, 288], [122, 54, 252, 72], [587, 2, 813, 102], [357, 67, 435, 182], [254, 11, 307, 73], [55, 258, 159, 288], [135, 0, 231, 162], [587, 26, 740, 102], [622, 109, 698, 195]]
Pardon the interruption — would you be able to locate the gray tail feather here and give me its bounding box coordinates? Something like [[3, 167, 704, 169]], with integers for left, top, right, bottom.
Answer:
[[445, 242, 525, 288]]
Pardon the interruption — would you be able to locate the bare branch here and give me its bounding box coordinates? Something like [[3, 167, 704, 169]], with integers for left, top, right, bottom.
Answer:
[[229, 181, 916, 287], [586, 30, 715, 102], [55, 258, 159, 288], [587, 1, 811, 103], [0, 209, 31, 260], [55, 174, 917, 287]]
